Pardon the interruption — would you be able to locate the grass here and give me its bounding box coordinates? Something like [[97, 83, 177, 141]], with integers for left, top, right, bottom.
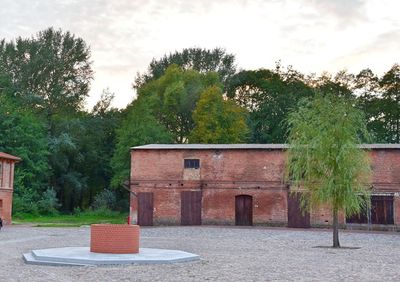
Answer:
[[13, 210, 128, 227]]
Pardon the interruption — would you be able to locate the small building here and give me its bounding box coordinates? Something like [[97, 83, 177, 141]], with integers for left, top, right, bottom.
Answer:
[[129, 144, 400, 230], [0, 152, 21, 224]]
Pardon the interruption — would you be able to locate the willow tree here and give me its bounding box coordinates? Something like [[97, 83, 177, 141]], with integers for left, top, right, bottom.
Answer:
[[286, 94, 371, 248]]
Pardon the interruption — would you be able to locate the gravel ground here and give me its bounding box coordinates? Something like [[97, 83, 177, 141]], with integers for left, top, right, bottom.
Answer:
[[0, 225, 399, 281]]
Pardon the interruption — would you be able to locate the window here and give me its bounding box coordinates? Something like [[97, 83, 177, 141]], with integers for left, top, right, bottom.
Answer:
[[184, 159, 200, 169], [0, 162, 2, 186], [0, 199, 2, 209]]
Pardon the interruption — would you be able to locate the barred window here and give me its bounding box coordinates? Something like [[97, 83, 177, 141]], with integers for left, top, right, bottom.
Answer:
[[184, 159, 200, 169]]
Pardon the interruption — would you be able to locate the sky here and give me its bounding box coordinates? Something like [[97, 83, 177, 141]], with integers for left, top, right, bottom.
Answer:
[[0, 0, 399, 109]]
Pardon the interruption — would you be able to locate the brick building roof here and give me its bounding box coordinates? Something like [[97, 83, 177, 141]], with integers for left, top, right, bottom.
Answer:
[[132, 144, 400, 150]]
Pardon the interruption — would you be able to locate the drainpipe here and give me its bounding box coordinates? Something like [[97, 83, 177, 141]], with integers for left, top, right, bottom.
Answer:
[[123, 180, 137, 225]]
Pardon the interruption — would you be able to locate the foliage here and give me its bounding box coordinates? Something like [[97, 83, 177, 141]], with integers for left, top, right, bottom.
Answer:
[[190, 86, 249, 143], [79, 93, 121, 207], [0, 27, 93, 122], [92, 189, 117, 210], [227, 66, 314, 143], [138, 65, 222, 143], [135, 47, 236, 88], [376, 64, 400, 143], [286, 93, 372, 247], [46, 105, 121, 211], [0, 86, 49, 195], [309, 70, 355, 98], [111, 96, 172, 188], [37, 188, 61, 215], [348, 64, 400, 143], [12, 188, 40, 216], [0, 27, 111, 213]]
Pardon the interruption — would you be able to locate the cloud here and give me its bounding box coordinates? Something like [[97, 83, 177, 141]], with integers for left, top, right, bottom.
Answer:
[[303, 0, 367, 26], [332, 29, 400, 74]]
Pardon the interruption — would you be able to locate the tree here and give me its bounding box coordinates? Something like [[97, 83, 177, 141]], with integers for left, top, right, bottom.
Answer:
[[0, 77, 50, 214], [80, 89, 121, 207], [138, 64, 222, 143], [354, 69, 383, 142], [47, 100, 121, 211], [286, 94, 371, 248], [0, 27, 93, 129], [1, 28, 96, 212], [355, 65, 400, 143], [379, 64, 400, 143], [111, 96, 172, 188], [227, 67, 313, 143], [135, 47, 235, 88], [309, 70, 355, 98], [190, 86, 249, 143]]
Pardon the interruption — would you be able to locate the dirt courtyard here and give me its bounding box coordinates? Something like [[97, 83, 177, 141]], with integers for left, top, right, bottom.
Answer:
[[0, 225, 399, 281]]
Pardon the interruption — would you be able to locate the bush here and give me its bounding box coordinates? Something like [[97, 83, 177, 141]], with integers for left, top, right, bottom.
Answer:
[[13, 188, 40, 216], [37, 189, 60, 215], [92, 189, 116, 210], [73, 207, 82, 216], [13, 188, 60, 216]]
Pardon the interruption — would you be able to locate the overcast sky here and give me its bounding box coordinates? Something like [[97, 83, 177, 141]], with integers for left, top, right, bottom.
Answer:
[[1, 0, 399, 108]]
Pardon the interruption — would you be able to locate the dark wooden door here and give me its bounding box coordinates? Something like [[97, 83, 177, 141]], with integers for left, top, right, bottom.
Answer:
[[371, 195, 394, 224], [137, 192, 154, 226], [347, 196, 394, 225], [181, 191, 202, 225], [235, 195, 253, 226], [287, 192, 310, 228]]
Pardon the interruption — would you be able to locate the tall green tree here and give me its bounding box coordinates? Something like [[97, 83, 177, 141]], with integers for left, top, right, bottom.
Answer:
[[286, 94, 371, 248], [190, 86, 248, 143], [355, 65, 400, 143], [309, 70, 355, 98], [0, 28, 93, 125], [139, 64, 221, 143], [1, 27, 95, 211], [83, 90, 121, 207], [48, 91, 121, 211], [0, 75, 49, 213], [135, 47, 235, 88], [111, 96, 172, 188], [379, 64, 400, 143], [227, 67, 313, 143]]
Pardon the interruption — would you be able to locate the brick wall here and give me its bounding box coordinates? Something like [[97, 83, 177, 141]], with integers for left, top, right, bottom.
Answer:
[[0, 190, 13, 224], [0, 159, 16, 225], [130, 147, 400, 227]]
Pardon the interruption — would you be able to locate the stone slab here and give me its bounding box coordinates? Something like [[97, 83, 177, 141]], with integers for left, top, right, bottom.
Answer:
[[23, 247, 200, 266], [23, 253, 88, 266]]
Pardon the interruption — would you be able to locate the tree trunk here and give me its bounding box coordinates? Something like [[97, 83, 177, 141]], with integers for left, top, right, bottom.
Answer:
[[333, 207, 340, 248]]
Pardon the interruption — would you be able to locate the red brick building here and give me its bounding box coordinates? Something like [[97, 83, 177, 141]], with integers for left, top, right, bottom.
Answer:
[[130, 144, 400, 229], [0, 152, 21, 224]]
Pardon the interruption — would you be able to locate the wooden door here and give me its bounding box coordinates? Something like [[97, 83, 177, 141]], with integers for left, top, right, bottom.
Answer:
[[235, 195, 253, 226], [137, 192, 154, 226], [287, 192, 310, 228], [371, 195, 394, 225], [181, 191, 202, 225]]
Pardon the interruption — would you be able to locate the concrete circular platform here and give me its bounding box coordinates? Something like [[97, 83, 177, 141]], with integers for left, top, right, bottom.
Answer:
[[23, 247, 200, 266]]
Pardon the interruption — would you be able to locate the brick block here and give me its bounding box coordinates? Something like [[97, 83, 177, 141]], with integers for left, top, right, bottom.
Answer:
[[90, 224, 140, 254]]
